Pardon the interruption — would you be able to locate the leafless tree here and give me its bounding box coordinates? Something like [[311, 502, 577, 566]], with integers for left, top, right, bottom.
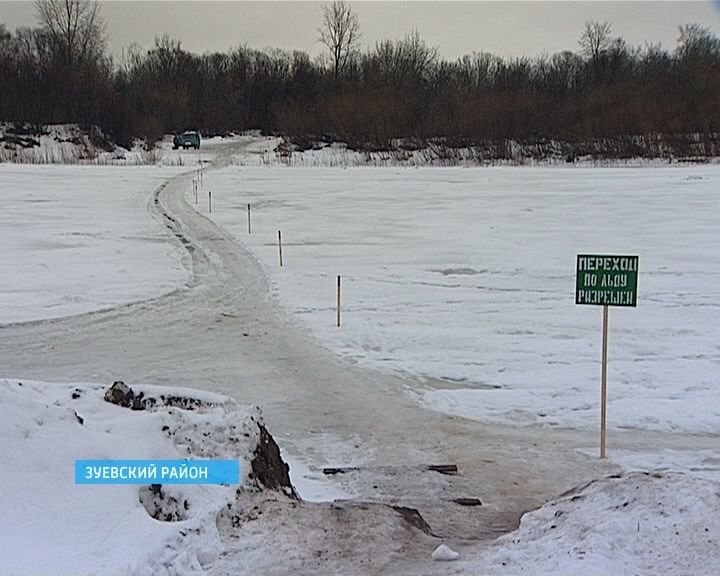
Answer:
[[579, 20, 612, 59], [318, 0, 360, 82], [35, 0, 106, 65], [677, 23, 720, 60], [397, 30, 438, 82]]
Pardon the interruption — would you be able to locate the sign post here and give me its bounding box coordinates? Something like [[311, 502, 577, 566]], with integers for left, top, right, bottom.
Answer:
[[600, 303, 608, 459], [575, 254, 638, 459]]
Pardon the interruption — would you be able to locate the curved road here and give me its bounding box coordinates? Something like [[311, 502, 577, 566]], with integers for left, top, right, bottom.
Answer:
[[1, 140, 710, 541]]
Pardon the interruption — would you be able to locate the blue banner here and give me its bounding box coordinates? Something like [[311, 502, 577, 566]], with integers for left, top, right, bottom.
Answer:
[[75, 459, 240, 485]]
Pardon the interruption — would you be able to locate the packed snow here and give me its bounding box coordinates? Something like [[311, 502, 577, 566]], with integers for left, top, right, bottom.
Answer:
[[195, 165, 720, 435], [0, 164, 188, 323], [432, 543, 460, 561]]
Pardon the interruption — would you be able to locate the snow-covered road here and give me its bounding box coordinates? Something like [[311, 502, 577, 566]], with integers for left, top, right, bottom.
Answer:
[[2, 140, 719, 574]]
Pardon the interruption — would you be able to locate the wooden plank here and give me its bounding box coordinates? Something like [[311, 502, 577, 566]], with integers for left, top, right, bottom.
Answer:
[[322, 463, 458, 476]]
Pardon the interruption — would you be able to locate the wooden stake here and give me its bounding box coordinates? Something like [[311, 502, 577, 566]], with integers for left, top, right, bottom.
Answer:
[[247, 203, 251, 234], [600, 304, 609, 459], [337, 275, 341, 327], [208, 190, 212, 213], [278, 230, 283, 267], [193, 180, 197, 204]]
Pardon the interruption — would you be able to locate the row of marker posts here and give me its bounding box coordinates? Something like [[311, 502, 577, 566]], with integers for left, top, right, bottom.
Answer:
[[190, 168, 637, 461], [191, 172, 342, 327], [191, 172, 635, 460], [193, 167, 212, 213]]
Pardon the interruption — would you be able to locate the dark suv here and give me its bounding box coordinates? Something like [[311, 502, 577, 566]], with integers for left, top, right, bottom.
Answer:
[[173, 131, 201, 149]]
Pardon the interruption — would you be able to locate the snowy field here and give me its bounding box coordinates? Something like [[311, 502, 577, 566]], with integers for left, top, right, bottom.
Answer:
[[3, 152, 720, 575], [0, 164, 187, 323], [198, 165, 720, 435]]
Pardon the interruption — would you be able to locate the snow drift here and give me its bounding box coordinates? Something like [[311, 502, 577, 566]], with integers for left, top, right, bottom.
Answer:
[[481, 471, 720, 575], [0, 378, 295, 576]]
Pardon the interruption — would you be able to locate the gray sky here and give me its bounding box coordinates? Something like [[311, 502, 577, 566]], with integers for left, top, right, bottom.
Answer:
[[1, 1, 720, 59]]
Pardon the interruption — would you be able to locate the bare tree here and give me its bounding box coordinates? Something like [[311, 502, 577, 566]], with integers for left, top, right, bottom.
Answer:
[[397, 30, 438, 82], [579, 20, 612, 60], [677, 23, 720, 60], [318, 0, 360, 82], [35, 0, 106, 65]]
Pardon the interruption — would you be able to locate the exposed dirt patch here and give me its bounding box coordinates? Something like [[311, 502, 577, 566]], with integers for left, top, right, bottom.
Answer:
[[251, 423, 298, 498], [139, 484, 189, 522], [104, 380, 209, 411]]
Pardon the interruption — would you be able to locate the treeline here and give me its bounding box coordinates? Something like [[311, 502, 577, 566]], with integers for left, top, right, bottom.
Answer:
[[1, 5, 720, 151]]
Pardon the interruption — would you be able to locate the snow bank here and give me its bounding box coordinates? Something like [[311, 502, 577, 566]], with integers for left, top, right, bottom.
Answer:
[[0, 123, 218, 166], [228, 136, 720, 168], [0, 378, 271, 576], [479, 471, 720, 575], [0, 123, 135, 165]]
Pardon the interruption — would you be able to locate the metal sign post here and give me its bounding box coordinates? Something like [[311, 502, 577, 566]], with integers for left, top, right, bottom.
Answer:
[[576, 254, 638, 459]]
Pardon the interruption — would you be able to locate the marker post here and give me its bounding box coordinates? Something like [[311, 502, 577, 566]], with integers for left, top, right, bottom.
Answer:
[[337, 275, 341, 327]]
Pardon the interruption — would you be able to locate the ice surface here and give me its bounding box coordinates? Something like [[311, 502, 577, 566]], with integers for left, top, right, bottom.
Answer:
[[0, 164, 188, 323], [198, 165, 720, 434]]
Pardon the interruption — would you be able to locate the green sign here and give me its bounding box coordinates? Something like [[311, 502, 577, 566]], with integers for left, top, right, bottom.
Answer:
[[576, 255, 638, 307]]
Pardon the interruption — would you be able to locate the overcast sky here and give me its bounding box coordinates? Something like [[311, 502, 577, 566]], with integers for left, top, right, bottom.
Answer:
[[2, 1, 720, 59]]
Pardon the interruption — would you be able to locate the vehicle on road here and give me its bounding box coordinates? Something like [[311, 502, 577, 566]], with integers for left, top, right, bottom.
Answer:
[[173, 131, 201, 149]]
